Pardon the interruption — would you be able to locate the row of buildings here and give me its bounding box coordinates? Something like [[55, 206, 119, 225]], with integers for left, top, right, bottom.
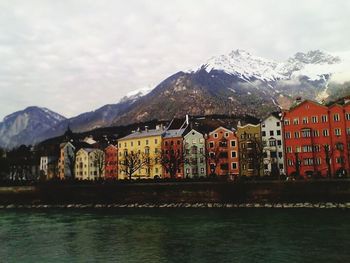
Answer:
[[39, 98, 350, 180]]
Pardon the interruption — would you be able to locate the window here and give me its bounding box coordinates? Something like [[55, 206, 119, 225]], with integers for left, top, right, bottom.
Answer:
[[131, 141, 133, 147], [225, 132, 229, 137], [302, 117, 308, 124], [192, 139, 196, 144], [302, 145, 312, 152], [230, 140, 236, 147], [293, 118, 299, 125], [276, 121, 280, 127], [231, 162, 237, 169], [323, 129, 329, 136], [284, 119, 290, 125], [333, 114, 340, 122], [315, 158, 321, 165], [200, 168, 205, 174], [312, 130, 319, 137], [269, 140, 276, 146], [321, 115, 328, 123], [231, 151, 237, 158], [199, 148, 204, 154], [286, 147, 292, 153], [287, 159, 293, 166], [285, 132, 291, 139], [278, 152, 283, 158], [313, 145, 321, 152], [336, 143, 344, 151], [301, 129, 311, 138], [335, 128, 341, 136], [303, 158, 313, 166], [346, 113, 350, 120], [138, 141, 141, 146], [146, 140, 149, 145], [214, 133, 218, 138], [270, 130, 274, 136], [294, 132, 300, 138], [155, 139, 158, 144], [277, 130, 281, 136], [311, 116, 318, 123], [347, 128, 350, 135], [262, 131, 266, 137], [277, 140, 282, 146], [209, 142, 214, 148], [295, 146, 301, 153], [271, 152, 277, 158], [336, 157, 344, 164]]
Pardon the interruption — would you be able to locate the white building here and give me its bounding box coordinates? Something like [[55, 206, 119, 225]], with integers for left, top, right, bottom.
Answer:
[[261, 112, 285, 176], [75, 148, 105, 180]]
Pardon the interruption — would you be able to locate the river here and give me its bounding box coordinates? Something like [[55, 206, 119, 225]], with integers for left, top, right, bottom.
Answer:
[[0, 209, 349, 262]]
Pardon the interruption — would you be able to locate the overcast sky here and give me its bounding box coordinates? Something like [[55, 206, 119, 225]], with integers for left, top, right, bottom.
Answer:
[[0, 0, 349, 120]]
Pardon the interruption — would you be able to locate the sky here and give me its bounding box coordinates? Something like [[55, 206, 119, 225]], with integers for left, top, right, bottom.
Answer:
[[0, 0, 350, 120]]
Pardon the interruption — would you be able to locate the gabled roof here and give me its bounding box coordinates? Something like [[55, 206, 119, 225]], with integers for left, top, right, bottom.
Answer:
[[119, 129, 164, 140], [287, 99, 327, 112], [105, 144, 118, 150], [184, 129, 204, 138], [163, 128, 187, 138], [208, 126, 234, 136]]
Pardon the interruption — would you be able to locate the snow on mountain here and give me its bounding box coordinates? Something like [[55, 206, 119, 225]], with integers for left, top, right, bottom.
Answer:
[[119, 86, 153, 103], [201, 49, 342, 83]]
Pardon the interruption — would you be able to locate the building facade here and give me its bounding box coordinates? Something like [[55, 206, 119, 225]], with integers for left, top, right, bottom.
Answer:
[[237, 123, 263, 177], [104, 145, 118, 179], [261, 113, 285, 176], [161, 128, 186, 178], [58, 142, 76, 179], [40, 156, 58, 179], [206, 127, 239, 177], [75, 148, 105, 180], [118, 127, 163, 179], [183, 129, 206, 178], [283, 100, 350, 178]]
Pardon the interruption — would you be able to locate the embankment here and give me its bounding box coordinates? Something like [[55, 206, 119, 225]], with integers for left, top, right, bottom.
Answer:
[[1, 180, 350, 207]]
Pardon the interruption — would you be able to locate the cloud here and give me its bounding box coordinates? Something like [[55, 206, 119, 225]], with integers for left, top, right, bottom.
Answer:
[[0, 0, 349, 120]]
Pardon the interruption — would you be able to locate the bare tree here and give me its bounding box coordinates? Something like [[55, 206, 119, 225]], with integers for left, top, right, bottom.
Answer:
[[159, 147, 184, 178], [93, 150, 105, 179], [240, 136, 264, 177], [205, 144, 225, 176], [119, 151, 149, 180]]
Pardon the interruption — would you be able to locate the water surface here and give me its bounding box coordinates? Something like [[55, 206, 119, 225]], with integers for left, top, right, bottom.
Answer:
[[0, 209, 349, 262]]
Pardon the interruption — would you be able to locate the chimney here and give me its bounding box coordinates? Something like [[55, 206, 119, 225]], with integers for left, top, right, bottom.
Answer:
[[295, 96, 302, 105], [186, 114, 189, 125], [145, 126, 148, 132]]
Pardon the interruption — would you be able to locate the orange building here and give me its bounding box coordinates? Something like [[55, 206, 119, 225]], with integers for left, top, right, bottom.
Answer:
[[283, 99, 350, 178], [104, 145, 118, 179], [206, 127, 239, 177]]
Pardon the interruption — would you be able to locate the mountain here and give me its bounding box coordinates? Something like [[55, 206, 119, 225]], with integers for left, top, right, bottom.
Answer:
[[0, 106, 66, 148], [1, 49, 348, 148], [35, 88, 153, 143], [110, 49, 343, 125]]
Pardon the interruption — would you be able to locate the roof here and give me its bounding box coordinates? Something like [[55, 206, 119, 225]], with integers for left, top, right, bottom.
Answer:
[[262, 111, 282, 121], [288, 99, 327, 111], [78, 148, 100, 154], [209, 126, 234, 135], [118, 128, 164, 141], [163, 128, 187, 138]]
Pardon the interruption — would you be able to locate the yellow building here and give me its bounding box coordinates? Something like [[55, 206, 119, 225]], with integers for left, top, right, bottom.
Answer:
[[75, 148, 105, 180], [237, 122, 263, 177], [118, 127, 163, 179]]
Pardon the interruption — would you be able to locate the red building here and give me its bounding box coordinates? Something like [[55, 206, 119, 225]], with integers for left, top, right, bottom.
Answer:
[[206, 126, 239, 177], [104, 144, 118, 179], [283, 100, 350, 178], [161, 128, 187, 178]]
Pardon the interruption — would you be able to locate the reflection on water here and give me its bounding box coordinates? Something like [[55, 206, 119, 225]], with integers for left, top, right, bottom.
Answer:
[[0, 209, 349, 263]]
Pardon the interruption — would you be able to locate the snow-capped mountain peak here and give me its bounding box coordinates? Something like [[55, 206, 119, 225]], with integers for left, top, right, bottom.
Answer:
[[119, 87, 153, 103], [201, 49, 342, 83]]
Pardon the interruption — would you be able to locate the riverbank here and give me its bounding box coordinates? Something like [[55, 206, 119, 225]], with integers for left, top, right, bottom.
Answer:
[[1, 180, 350, 206], [1, 202, 350, 209]]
